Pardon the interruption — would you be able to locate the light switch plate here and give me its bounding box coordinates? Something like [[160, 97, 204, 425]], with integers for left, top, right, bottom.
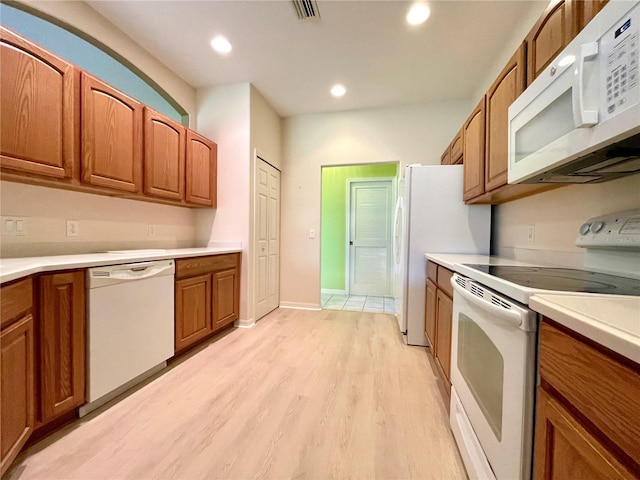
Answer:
[[1, 216, 27, 236]]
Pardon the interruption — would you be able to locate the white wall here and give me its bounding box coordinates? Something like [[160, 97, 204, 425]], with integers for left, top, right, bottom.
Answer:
[[494, 175, 640, 267], [281, 100, 471, 308], [1, 1, 199, 258]]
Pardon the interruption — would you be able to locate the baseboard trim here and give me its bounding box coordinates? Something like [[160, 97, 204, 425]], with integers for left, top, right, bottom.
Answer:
[[235, 318, 255, 328], [279, 302, 322, 311]]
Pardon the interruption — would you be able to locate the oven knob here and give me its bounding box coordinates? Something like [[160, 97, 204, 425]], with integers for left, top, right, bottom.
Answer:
[[579, 223, 591, 235], [590, 221, 605, 233]]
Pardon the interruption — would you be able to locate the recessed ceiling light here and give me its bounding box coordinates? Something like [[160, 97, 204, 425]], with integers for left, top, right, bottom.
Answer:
[[331, 84, 346, 97], [407, 3, 430, 25], [211, 35, 232, 54]]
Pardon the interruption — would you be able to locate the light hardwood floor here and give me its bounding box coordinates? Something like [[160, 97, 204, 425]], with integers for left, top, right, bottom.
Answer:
[[8, 308, 467, 480]]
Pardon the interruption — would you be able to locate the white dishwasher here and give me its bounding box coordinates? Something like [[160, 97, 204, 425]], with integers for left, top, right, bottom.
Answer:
[[80, 259, 175, 417]]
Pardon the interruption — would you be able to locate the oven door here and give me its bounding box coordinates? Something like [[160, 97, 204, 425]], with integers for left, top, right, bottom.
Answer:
[[450, 274, 537, 480]]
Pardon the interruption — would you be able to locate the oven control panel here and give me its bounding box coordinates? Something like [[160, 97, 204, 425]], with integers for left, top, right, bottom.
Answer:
[[576, 209, 640, 250]]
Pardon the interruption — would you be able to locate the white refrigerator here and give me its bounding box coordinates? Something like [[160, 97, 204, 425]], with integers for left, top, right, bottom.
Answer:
[[393, 165, 491, 346]]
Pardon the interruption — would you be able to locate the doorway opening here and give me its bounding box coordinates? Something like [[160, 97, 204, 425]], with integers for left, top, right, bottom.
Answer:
[[320, 162, 398, 312]]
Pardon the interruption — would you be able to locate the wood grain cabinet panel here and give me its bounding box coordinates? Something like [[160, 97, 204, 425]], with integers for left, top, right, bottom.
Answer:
[[434, 289, 453, 395], [463, 97, 486, 201], [1, 315, 34, 477], [186, 131, 217, 207], [441, 148, 451, 165], [485, 44, 526, 192], [450, 129, 463, 165], [424, 279, 437, 350], [143, 108, 185, 200], [212, 269, 240, 330], [0, 27, 78, 180], [39, 271, 85, 424], [526, 0, 574, 84], [175, 274, 212, 353], [574, 0, 609, 34], [81, 72, 142, 192], [534, 389, 635, 480]]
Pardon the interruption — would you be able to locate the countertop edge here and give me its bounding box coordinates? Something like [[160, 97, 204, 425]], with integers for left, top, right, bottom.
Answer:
[[1, 248, 243, 285], [530, 294, 640, 364]]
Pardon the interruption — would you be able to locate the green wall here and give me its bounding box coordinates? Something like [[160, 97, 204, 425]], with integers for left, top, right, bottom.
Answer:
[[321, 163, 398, 291]]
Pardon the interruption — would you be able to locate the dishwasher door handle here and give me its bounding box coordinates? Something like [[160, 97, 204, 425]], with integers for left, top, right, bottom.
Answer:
[[108, 263, 174, 281]]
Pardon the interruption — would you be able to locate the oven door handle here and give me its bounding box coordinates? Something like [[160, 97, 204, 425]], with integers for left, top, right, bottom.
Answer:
[[451, 277, 524, 328]]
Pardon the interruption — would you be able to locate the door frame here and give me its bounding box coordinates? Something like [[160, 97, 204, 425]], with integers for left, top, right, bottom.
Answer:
[[345, 177, 396, 296], [251, 149, 281, 325]]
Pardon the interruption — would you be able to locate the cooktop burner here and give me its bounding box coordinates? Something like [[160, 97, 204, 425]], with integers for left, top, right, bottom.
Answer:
[[463, 265, 640, 296]]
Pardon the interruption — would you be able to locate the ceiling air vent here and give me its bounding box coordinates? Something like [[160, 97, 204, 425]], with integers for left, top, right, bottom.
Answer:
[[293, 0, 320, 21]]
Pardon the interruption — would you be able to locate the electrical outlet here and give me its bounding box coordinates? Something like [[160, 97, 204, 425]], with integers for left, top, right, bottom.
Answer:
[[1, 216, 27, 236], [527, 225, 535, 242], [309, 228, 316, 239], [148, 224, 157, 237], [66, 220, 79, 237]]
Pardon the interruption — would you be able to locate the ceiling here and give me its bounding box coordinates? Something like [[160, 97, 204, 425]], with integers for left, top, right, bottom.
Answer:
[[86, 0, 547, 118]]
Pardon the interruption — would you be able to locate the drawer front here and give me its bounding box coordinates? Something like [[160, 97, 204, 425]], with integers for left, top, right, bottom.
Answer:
[[1, 278, 33, 328], [539, 320, 640, 465], [436, 266, 454, 298], [426, 261, 438, 282], [176, 253, 239, 279]]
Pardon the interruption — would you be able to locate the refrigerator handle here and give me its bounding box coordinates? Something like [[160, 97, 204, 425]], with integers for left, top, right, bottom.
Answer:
[[393, 196, 403, 264]]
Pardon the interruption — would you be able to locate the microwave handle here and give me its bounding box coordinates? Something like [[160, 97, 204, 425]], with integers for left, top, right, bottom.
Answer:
[[573, 42, 599, 128]]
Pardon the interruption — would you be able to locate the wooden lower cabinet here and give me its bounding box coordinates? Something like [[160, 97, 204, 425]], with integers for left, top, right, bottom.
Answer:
[[175, 274, 212, 352], [1, 279, 35, 476], [38, 271, 86, 424], [175, 254, 240, 353], [534, 389, 634, 480], [434, 289, 453, 395], [534, 319, 640, 479], [424, 261, 454, 398]]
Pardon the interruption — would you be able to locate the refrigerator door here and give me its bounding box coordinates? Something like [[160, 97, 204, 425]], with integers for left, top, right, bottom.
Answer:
[[403, 165, 491, 346], [394, 170, 410, 335]]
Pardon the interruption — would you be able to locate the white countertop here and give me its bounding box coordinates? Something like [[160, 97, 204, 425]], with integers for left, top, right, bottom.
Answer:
[[530, 294, 640, 364], [0, 247, 242, 284]]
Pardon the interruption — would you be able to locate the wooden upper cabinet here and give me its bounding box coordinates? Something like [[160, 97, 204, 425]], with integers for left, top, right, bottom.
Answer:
[[186, 130, 217, 207], [463, 97, 486, 201], [38, 271, 85, 424], [450, 129, 463, 165], [575, 0, 609, 33], [526, 0, 574, 84], [441, 147, 451, 165], [0, 27, 79, 180], [485, 44, 527, 192], [81, 72, 143, 193], [144, 108, 185, 200]]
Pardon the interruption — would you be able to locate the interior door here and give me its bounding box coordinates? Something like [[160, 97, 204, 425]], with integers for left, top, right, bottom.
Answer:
[[255, 157, 281, 321], [348, 180, 393, 296]]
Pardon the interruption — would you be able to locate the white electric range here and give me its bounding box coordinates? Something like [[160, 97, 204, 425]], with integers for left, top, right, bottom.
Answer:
[[447, 208, 640, 480]]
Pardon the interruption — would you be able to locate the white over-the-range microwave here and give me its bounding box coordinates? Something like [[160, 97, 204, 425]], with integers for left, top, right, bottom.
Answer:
[[508, 1, 640, 184]]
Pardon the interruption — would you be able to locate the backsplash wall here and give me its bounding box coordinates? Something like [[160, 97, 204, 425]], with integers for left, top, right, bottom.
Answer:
[[493, 174, 640, 267], [0, 181, 198, 257]]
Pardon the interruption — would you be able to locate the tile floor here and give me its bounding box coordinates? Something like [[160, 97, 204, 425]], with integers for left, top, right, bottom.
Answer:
[[321, 293, 396, 313]]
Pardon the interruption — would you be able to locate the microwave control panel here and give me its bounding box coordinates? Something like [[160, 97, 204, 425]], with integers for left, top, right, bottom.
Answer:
[[601, 2, 639, 120]]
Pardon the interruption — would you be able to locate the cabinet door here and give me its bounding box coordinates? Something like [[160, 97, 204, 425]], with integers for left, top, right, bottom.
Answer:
[[450, 129, 463, 165], [81, 72, 142, 192], [533, 389, 635, 480], [575, 0, 608, 33], [424, 279, 437, 351], [143, 108, 185, 200], [0, 27, 78, 180], [175, 274, 212, 352], [39, 271, 85, 423], [212, 268, 239, 330], [485, 44, 527, 192], [434, 289, 453, 394], [1, 315, 34, 476], [463, 97, 486, 201], [185, 130, 217, 207], [441, 148, 451, 165], [526, 0, 574, 84]]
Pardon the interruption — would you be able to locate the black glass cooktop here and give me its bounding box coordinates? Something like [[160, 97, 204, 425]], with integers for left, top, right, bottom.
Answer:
[[463, 265, 640, 296]]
